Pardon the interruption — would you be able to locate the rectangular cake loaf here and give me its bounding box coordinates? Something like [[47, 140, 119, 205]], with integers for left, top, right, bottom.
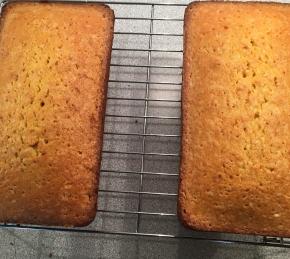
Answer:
[[0, 2, 114, 226], [179, 2, 290, 236]]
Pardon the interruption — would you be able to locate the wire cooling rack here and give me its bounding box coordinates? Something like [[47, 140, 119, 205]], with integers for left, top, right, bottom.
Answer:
[[1, 0, 290, 249]]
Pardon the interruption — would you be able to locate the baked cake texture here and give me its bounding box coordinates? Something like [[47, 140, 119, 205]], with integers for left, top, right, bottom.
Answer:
[[179, 2, 290, 236], [0, 2, 114, 226]]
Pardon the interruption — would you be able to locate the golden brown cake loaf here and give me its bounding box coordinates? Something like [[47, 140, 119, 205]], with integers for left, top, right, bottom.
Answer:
[[179, 2, 290, 236], [0, 2, 114, 226]]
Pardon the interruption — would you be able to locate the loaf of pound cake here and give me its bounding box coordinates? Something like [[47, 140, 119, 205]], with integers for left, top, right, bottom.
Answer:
[[179, 2, 290, 237], [0, 2, 114, 226]]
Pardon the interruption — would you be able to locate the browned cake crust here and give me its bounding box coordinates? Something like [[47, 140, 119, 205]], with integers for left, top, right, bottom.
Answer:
[[0, 2, 114, 226], [179, 1, 290, 237]]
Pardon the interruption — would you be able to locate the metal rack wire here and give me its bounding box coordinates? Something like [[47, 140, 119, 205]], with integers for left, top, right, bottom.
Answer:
[[1, 0, 290, 249]]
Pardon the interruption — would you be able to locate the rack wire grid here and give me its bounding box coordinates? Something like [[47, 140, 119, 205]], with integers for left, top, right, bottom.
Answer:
[[0, 0, 290, 250]]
